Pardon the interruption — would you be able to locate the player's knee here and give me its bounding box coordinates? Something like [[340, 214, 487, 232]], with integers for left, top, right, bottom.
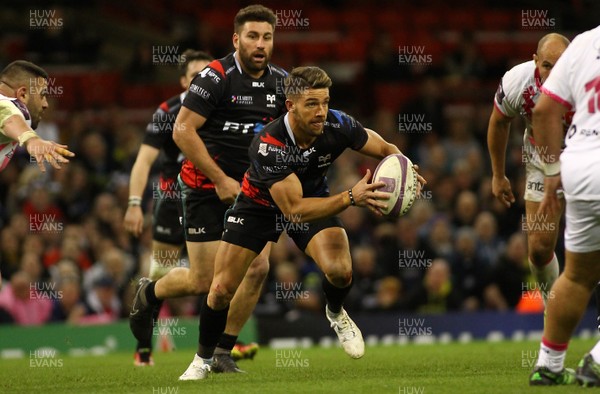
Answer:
[[323, 262, 352, 287], [528, 240, 554, 267], [246, 256, 269, 283], [190, 275, 211, 295], [210, 280, 236, 307]]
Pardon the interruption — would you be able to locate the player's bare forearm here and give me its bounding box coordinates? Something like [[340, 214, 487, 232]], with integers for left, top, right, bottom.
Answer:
[[129, 145, 159, 198], [360, 128, 400, 159], [270, 173, 350, 222], [270, 171, 387, 222], [2, 114, 37, 141], [487, 108, 512, 177], [172, 109, 227, 183], [532, 94, 566, 165]]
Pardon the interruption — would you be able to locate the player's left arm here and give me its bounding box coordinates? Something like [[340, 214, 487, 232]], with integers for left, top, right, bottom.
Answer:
[[532, 93, 566, 169], [270, 171, 389, 222], [532, 92, 567, 216], [357, 128, 401, 159]]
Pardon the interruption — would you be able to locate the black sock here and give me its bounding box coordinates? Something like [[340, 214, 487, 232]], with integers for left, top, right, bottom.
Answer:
[[144, 281, 161, 306], [215, 333, 238, 354], [197, 298, 229, 359], [136, 300, 163, 352], [135, 300, 163, 352], [322, 276, 353, 314]]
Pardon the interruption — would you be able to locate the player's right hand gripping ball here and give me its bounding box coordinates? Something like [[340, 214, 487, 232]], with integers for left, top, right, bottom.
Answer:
[[372, 154, 418, 217]]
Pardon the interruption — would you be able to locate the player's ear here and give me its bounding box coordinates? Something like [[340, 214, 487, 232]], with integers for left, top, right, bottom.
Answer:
[[15, 85, 28, 102], [233, 32, 239, 50], [285, 99, 295, 112], [180, 76, 187, 90], [532, 53, 538, 64]]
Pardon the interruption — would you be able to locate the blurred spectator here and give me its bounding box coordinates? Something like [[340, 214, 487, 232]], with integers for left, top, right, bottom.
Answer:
[[483, 232, 530, 310], [453, 190, 479, 227], [262, 261, 321, 316], [473, 211, 504, 267], [20, 251, 49, 284], [43, 236, 93, 272], [81, 276, 121, 323], [442, 111, 483, 166], [347, 244, 381, 311], [49, 278, 86, 323], [450, 227, 488, 310], [403, 258, 462, 313], [422, 215, 454, 260], [364, 276, 404, 311], [83, 247, 133, 299], [0, 271, 52, 325], [49, 258, 81, 285]]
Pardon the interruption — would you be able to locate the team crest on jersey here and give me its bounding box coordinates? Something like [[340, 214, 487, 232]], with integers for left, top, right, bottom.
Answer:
[[266, 94, 276, 108], [231, 95, 253, 105], [259, 143, 268, 156]]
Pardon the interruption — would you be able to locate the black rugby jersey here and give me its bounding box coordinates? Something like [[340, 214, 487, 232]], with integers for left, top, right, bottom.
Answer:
[[240, 109, 368, 210], [180, 52, 287, 190], [143, 92, 186, 181]]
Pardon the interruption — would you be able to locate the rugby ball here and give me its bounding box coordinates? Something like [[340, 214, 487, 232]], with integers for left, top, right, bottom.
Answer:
[[372, 154, 418, 217]]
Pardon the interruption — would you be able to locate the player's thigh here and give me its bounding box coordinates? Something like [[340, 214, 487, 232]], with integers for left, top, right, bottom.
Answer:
[[247, 242, 271, 279], [212, 241, 259, 295], [564, 249, 600, 290], [149, 240, 183, 280], [152, 193, 185, 245], [304, 226, 352, 277], [524, 199, 564, 251], [186, 240, 219, 283], [179, 180, 228, 243], [564, 198, 600, 259]]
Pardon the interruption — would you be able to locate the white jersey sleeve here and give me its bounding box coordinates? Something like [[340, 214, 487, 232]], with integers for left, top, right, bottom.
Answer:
[[494, 61, 536, 118]]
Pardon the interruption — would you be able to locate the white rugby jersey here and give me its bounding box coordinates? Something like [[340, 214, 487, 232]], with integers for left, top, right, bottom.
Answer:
[[542, 25, 600, 199], [0, 94, 31, 171], [494, 60, 543, 166]]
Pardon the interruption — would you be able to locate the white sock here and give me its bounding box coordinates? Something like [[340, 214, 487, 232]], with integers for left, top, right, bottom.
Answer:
[[536, 342, 566, 372], [529, 254, 559, 307], [590, 340, 600, 364]]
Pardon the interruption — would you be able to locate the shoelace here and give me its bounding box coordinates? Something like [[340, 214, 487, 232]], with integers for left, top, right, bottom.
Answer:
[[330, 314, 356, 342]]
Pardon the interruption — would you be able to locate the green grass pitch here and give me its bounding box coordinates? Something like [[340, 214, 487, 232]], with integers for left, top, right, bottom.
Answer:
[[2, 339, 597, 393]]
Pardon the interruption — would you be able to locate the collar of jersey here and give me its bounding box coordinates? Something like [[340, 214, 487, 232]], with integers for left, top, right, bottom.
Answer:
[[283, 113, 296, 145]]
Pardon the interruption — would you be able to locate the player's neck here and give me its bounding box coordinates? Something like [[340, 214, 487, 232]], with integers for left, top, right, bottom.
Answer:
[[0, 84, 15, 98], [288, 116, 316, 148]]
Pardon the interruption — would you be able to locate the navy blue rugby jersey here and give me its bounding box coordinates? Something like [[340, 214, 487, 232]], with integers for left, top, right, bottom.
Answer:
[[240, 109, 368, 210], [180, 52, 287, 190], [143, 92, 186, 181]]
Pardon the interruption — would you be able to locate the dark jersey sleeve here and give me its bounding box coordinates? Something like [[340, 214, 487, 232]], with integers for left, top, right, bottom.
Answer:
[[182, 60, 226, 119], [142, 103, 175, 149], [332, 109, 369, 150]]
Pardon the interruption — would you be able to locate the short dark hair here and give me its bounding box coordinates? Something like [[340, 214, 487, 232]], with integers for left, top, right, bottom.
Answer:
[[234, 4, 277, 34], [0, 60, 48, 88], [178, 49, 213, 76], [284, 66, 332, 98]]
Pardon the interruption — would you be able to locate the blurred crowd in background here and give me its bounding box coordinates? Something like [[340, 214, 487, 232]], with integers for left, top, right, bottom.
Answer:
[[0, 0, 597, 325]]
